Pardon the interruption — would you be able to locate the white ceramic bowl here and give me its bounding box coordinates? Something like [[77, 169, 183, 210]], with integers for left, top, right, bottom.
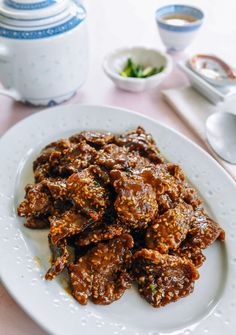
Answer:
[[155, 5, 204, 51], [103, 47, 172, 92]]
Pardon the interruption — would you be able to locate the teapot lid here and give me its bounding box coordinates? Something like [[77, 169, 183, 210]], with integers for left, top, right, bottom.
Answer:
[[0, 0, 86, 39], [1, 0, 70, 19]]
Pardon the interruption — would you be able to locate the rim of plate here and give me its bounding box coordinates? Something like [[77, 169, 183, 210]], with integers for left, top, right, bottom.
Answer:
[[0, 103, 232, 179]]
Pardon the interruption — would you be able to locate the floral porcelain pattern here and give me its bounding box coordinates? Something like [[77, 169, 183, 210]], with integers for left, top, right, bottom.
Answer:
[[4, 0, 56, 10], [0, 105, 235, 335], [0, 16, 83, 39]]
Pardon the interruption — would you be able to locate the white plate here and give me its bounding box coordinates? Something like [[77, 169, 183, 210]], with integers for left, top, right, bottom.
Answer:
[[0, 104, 235, 335]]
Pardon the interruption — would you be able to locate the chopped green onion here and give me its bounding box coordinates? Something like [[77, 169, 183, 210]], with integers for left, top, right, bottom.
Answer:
[[150, 283, 157, 294], [119, 58, 164, 78], [94, 180, 101, 187]]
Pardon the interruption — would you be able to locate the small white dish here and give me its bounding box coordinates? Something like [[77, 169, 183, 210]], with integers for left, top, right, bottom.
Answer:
[[155, 5, 204, 51], [178, 60, 236, 105], [189, 54, 236, 87], [103, 47, 172, 92]]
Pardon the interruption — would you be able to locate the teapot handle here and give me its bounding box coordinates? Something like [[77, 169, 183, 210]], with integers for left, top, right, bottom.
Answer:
[[0, 45, 21, 101]]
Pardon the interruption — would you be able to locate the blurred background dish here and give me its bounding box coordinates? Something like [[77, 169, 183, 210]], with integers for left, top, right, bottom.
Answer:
[[103, 47, 172, 92], [178, 60, 236, 105], [189, 54, 236, 87], [155, 4, 204, 51]]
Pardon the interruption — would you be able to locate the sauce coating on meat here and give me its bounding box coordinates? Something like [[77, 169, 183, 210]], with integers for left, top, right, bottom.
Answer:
[[70, 131, 114, 147], [33, 139, 97, 181], [24, 216, 49, 229], [18, 183, 52, 217], [45, 236, 69, 280], [111, 170, 158, 229], [115, 126, 164, 164], [188, 208, 225, 249], [181, 184, 202, 210], [42, 178, 68, 200], [33, 139, 71, 182], [132, 249, 199, 308], [66, 168, 110, 221], [171, 240, 206, 268], [96, 144, 138, 170], [49, 209, 91, 245], [17, 128, 225, 308], [76, 221, 125, 246], [53, 141, 98, 176], [138, 164, 185, 204], [146, 202, 193, 253], [69, 234, 133, 305]]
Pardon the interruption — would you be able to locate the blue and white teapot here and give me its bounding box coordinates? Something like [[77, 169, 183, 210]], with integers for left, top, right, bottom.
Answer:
[[0, 0, 88, 105]]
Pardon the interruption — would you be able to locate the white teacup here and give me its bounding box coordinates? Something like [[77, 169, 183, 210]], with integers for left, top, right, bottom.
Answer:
[[155, 5, 204, 52], [0, 0, 88, 106]]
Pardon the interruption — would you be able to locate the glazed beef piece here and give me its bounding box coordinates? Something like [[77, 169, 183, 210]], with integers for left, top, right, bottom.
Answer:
[[88, 164, 112, 186], [164, 163, 201, 209], [42, 178, 68, 200], [53, 141, 98, 176], [140, 164, 202, 211], [171, 240, 206, 268], [76, 221, 125, 246], [136, 166, 179, 215], [20, 178, 71, 218], [129, 155, 155, 174], [140, 164, 185, 202], [70, 131, 114, 148], [146, 202, 193, 253], [96, 143, 154, 175], [49, 209, 91, 245], [188, 208, 225, 249], [96, 144, 136, 170], [66, 168, 110, 221], [34, 139, 98, 180], [115, 127, 164, 164], [33, 139, 71, 182], [34, 165, 50, 183], [44, 138, 71, 152], [111, 170, 158, 230], [132, 249, 199, 308], [75, 205, 138, 249], [45, 235, 69, 280], [156, 193, 174, 214], [181, 184, 202, 210], [166, 163, 185, 182], [69, 234, 134, 305], [18, 183, 52, 218]]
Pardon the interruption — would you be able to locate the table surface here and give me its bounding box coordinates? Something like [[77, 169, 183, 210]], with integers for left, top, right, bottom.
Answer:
[[1, 0, 236, 334]]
